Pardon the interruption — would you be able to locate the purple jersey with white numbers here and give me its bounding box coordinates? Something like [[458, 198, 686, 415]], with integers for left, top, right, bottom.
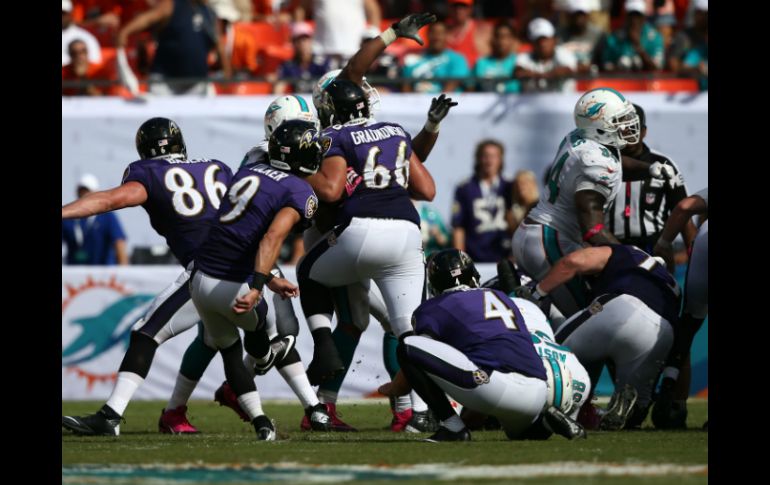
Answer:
[[413, 288, 546, 379], [591, 244, 680, 324], [195, 164, 318, 282], [122, 157, 232, 266], [324, 120, 420, 227], [451, 177, 513, 262]]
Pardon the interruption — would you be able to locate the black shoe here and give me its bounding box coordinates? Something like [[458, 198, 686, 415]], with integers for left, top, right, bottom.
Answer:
[[252, 415, 276, 441], [405, 410, 439, 433], [600, 384, 638, 431], [543, 406, 587, 440], [254, 335, 296, 375], [306, 342, 345, 386], [305, 403, 331, 431], [62, 405, 123, 436], [423, 426, 471, 442], [651, 377, 675, 429]]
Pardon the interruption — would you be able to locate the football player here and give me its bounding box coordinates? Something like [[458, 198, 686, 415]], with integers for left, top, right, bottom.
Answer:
[[189, 119, 324, 440], [512, 88, 675, 323], [521, 244, 680, 430], [62, 118, 233, 436], [652, 188, 708, 429], [378, 249, 551, 442]]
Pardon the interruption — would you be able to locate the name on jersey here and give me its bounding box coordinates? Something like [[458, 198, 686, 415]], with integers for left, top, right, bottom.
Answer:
[[253, 164, 289, 182], [350, 126, 406, 145]]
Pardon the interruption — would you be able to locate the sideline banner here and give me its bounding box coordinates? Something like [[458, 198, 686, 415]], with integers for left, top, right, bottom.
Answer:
[[62, 265, 707, 400]]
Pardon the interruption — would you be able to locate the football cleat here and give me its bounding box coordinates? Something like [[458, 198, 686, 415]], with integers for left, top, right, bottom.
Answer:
[[62, 406, 123, 436], [543, 406, 587, 440], [214, 381, 250, 422], [405, 410, 439, 433], [254, 335, 296, 375], [423, 426, 472, 442], [252, 415, 276, 441], [300, 402, 357, 432], [158, 406, 200, 434], [600, 384, 638, 431], [304, 403, 331, 431]]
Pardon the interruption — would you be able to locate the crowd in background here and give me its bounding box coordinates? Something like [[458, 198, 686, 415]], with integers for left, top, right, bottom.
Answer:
[[62, 0, 708, 96]]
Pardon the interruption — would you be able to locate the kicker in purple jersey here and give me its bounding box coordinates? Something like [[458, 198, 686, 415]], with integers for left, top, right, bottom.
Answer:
[[121, 157, 233, 266], [195, 163, 318, 282], [413, 288, 547, 380], [323, 121, 420, 227], [451, 177, 513, 263], [590, 244, 681, 324]]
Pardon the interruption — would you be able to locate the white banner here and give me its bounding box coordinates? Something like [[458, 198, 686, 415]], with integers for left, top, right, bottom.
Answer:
[[62, 93, 707, 254], [62, 264, 502, 401]]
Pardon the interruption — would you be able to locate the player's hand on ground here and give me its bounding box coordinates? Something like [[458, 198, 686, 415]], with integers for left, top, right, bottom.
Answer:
[[268, 277, 299, 299], [233, 289, 262, 314], [428, 94, 458, 124], [392, 13, 437, 45]]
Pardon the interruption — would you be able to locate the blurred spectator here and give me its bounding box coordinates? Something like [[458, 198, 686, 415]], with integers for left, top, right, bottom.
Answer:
[[274, 22, 330, 94], [62, 40, 103, 96], [509, 169, 540, 233], [62, 0, 102, 66], [62, 174, 129, 266], [415, 200, 452, 257], [451, 140, 513, 263], [118, 0, 231, 95], [557, 0, 605, 74], [446, 0, 491, 68], [680, 31, 707, 91], [515, 18, 577, 92], [667, 0, 707, 72], [472, 21, 520, 93], [210, 0, 247, 21], [402, 21, 471, 93], [212, 0, 259, 75], [648, 0, 677, 51], [600, 0, 664, 72], [294, 0, 382, 70]]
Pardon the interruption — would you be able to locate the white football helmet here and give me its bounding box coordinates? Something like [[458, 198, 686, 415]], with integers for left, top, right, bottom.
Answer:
[[542, 356, 574, 415], [263, 95, 317, 140], [574, 87, 640, 149], [312, 69, 380, 128]]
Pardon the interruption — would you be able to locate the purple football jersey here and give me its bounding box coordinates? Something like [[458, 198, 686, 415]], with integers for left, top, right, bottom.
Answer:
[[195, 164, 318, 281], [591, 245, 680, 324], [122, 157, 233, 266], [413, 288, 546, 379], [323, 121, 420, 227], [451, 177, 513, 262]]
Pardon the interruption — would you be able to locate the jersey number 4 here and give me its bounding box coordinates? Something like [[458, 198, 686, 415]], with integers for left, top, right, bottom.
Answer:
[[164, 166, 228, 217], [483, 291, 518, 331]]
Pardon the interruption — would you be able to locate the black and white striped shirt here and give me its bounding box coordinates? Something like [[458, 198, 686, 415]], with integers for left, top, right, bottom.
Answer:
[[607, 144, 689, 252]]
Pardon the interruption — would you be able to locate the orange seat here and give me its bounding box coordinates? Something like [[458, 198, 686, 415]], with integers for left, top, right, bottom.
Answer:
[[257, 43, 294, 75], [244, 21, 290, 48], [576, 78, 648, 92], [217, 82, 273, 95], [647, 78, 700, 93]]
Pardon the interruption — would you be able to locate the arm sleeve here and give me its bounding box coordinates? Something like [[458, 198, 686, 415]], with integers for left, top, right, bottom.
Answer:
[[122, 161, 152, 194]]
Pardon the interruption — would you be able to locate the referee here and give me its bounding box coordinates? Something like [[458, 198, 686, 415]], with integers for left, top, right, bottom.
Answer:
[[607, 104, 697, 254]]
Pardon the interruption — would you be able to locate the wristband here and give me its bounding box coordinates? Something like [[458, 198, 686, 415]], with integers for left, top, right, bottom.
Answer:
[[249, 271, 274, 291], [534, 284, 548, 299], [423, 119, 440, 133], [582, 223, 605, 242], [379, 28, 397, 46]]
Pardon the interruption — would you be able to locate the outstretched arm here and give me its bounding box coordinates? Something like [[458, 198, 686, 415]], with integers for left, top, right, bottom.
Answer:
[[412, 94, 458, 162], [537, 246, 613, 295], [653, 193, 708, 268], [62, 182, 148, 219], [407, 153, 436, 201], [116, 0, 173, 47], [306, 156, 348, 203], [338, 13, 437, 85]]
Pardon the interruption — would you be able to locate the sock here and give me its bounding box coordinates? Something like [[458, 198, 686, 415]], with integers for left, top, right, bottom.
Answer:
[[318, 389, 338, 404], [166, 374, 198, 410], [278, 362, 319, 409], [318, 323, 361, 395], [242, 354, 258, 379], [179, 332, 218, 381], [307, 314, 333, 333], [394, 395, 411, 413], [441, 414, 465, 432], [237, 391, 264, 420], [382, 332, 400, 378], [410, 390, 428, 413], [105, 371, 144, 416]]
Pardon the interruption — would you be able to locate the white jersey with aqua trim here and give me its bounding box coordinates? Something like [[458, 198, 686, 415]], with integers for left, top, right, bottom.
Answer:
[[528, 129, 623, 244], [512, 297, 592, 419]]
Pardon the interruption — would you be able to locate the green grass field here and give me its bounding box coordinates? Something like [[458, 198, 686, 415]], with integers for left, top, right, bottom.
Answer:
[[62, 399, 707, 484]]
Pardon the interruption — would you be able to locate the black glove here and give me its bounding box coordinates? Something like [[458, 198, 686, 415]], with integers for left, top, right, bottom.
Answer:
[[392, 12, 437, 45], [428, 94, 458, 124]]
